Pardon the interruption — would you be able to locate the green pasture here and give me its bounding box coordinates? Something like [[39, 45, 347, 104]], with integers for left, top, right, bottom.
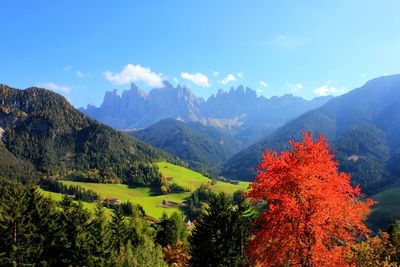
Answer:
[[41, 162, 250, 219]]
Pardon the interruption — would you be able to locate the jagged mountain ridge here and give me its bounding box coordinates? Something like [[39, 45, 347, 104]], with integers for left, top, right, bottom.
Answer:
[[81, 82, 332, 144]]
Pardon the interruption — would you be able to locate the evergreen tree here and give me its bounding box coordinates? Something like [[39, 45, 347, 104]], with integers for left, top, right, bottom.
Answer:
[[57, 196, 93, 266], [133, 236, 167, 267], [189, 193, 254, 267], [156, 213, 178, 247], [89, 201, 113, 266], [25, 186, 63, 265], [156, 212, 187, 247], [0, 180, 36, 265], [110, 206, 130, 253]]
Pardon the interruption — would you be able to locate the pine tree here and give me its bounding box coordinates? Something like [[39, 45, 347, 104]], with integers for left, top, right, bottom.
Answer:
[[110, 206, 130, 253], [57, 196, 93, 266], [0, 180, 35, 265], [89, 201, 113, 266], [25, 187, 63, 265], [156, 212, 182, 247], [189, 193, 254, 267]]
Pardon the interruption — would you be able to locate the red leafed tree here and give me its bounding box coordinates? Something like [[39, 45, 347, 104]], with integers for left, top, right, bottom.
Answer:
[[246, 132, 374, 267]]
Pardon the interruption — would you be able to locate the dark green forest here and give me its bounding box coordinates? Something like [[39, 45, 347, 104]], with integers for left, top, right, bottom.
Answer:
[[0, 85, 177, 186], [0, 178, 253, 267]]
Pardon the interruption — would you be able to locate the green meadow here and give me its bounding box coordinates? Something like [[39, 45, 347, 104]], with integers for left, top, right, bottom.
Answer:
[[40, 162, 250, 219], [38, 188, 109, 214], [155, 161, 250, 193]]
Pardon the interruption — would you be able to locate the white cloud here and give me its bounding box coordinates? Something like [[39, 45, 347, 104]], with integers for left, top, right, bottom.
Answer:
[[64, 66, 72, 71], [104, 64, 164, 88], [75, 71, 86, 78], [181, 72, 210, 87], [39, 82, 72, 93], [259, 80, 268, 88], [213, 71, 220, 76], [313, 84, 347, 96], [237, 73, 243, 79], [287, 82, 304, 92], [218, 74, 236, 85], [173, 77, 179, 84]]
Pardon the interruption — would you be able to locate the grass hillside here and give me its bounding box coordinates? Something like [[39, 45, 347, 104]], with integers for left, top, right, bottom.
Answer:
[[45, 162, 250, 219], [368, 186, 400, 230], [155, 161, 249, 193]]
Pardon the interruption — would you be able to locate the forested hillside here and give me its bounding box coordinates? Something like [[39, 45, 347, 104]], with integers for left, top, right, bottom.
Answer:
[[0, 84, 173, 183], [131, 118, 242, 175], [222, 75, 400, 194]]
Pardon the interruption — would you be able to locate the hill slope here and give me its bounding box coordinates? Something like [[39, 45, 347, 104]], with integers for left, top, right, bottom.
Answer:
[[368, 185, 400, 230], [0, 84, 172, 182], [130, 118, 242, 174], [221, 75, 400, 194]]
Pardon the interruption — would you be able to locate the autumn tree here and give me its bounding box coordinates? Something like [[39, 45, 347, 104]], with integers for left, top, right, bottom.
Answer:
[[246, 132, 374, 266]]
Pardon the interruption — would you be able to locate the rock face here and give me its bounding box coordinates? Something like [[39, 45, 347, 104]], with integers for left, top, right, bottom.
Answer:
[[81, 82, 332, 139], [82, 81, 205, 129]]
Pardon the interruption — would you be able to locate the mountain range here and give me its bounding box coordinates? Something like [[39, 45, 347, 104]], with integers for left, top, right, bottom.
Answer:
[[4, 74, 398, 195], [81, 82, 332, 146], [222, 75, 400, 194]]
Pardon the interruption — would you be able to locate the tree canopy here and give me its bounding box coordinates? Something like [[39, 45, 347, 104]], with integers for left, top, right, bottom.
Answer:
[[246, 132, 374, 266]]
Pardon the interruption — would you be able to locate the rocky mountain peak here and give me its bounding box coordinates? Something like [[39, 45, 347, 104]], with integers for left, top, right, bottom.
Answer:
[[81, 81, 332, 130]]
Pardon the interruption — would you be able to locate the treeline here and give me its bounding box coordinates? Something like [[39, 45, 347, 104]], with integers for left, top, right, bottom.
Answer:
[[54, 162, 164, 187], [39, 178, 100, 202]]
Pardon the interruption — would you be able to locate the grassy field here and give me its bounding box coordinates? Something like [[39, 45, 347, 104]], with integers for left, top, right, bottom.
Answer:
[[38, 188, 107, 214], [39, 162, 250, 219], [155, 162, 250, 193], [61, 181, 187, 219], [367, 186, 400, 230]]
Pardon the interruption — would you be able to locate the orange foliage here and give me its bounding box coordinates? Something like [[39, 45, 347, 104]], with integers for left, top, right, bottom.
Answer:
[[246, 132, 374, 266], [347, 232, 398, 266], [163, 240, 190, 267]]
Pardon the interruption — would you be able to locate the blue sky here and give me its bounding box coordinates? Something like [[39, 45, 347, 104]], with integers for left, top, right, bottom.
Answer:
[[1, 0, 400, 107]]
